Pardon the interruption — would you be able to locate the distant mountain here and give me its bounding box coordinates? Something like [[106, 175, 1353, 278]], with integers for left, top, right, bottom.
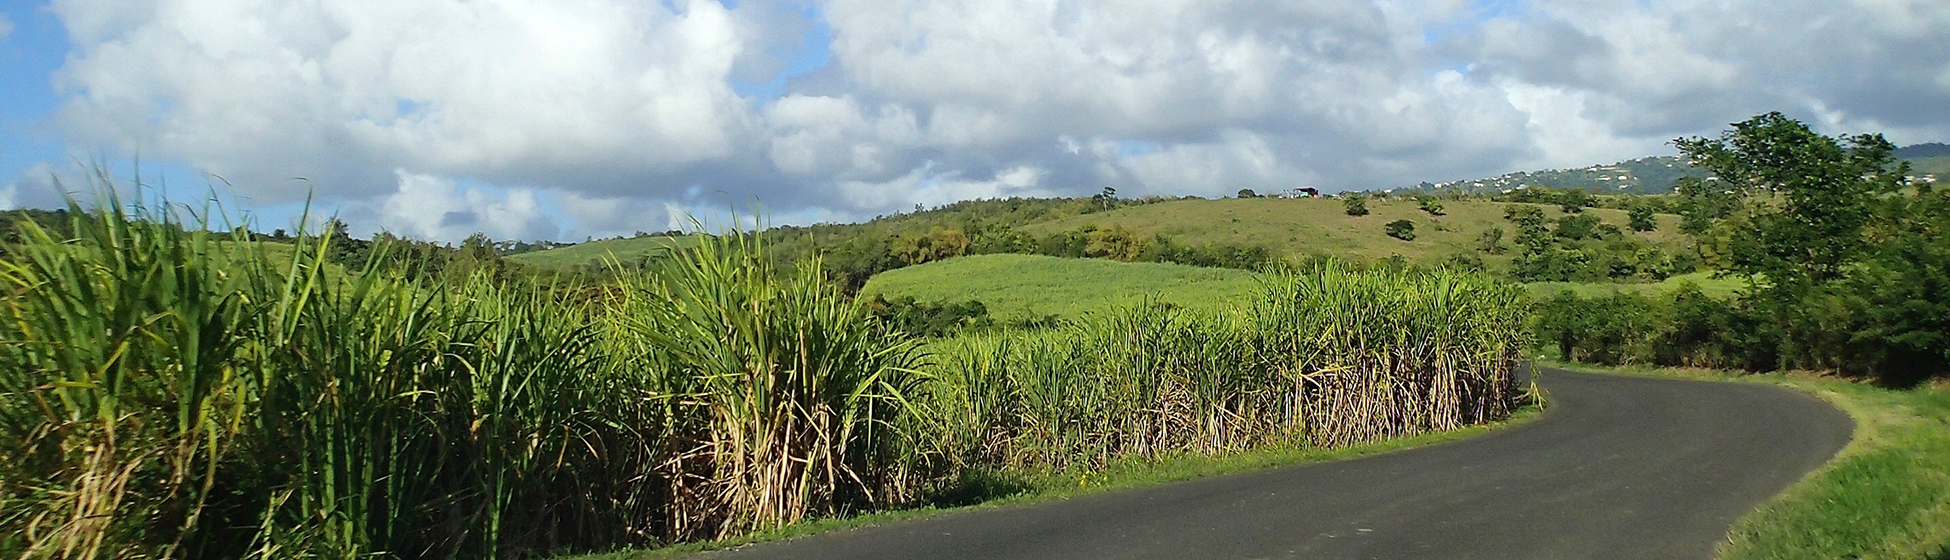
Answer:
[[1896, 143, 1950, 159], [1395, 143, 1950, 196], [1398, 156, 1707, 195]]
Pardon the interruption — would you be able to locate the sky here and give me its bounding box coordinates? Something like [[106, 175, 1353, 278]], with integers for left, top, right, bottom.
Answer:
[[1, 0, 1947, 242]]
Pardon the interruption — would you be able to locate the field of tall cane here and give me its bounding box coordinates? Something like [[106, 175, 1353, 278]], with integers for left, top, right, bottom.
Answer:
[[0, 192, 1528, 560], [927, 265, 1532, 472]]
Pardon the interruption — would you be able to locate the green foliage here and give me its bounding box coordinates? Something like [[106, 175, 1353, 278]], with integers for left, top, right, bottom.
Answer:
[[1677, 111, 1904, 290], [1558, 189, 1592, 213], [1503, 202, 1691, 282], [1236, 189, 1258, 198], [0, 196, 928, 558], [1417, 197, 1445, 216], [865, 295, 995, 337], [928, 264, 1533, 472], [1343, 195, 1370, 216], [1477, 227, 1507, 254], [1628, 205, 1657, 232], [0, 189, 1537, 559], [1385, 219, 1416, 241], [1554, 213, 1601, 240]]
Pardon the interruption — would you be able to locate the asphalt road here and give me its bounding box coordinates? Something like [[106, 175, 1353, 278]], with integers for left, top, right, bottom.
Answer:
[[701, 369, 1853, 560]]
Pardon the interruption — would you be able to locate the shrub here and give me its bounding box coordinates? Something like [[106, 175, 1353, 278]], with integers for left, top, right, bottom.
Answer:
[[1418, 197, 1445, 216], [1385, 219, 1416, 241], [1343, 195, 1370, 216]]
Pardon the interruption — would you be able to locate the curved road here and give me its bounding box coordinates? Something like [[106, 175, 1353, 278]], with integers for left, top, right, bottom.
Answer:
[[703, 369, 1852, 560]]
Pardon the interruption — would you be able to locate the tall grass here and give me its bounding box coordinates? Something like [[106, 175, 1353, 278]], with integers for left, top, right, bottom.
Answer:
[[0, 195, 924, 558], [0, 190, 1529, 559], [928, 264, 1532, 472]]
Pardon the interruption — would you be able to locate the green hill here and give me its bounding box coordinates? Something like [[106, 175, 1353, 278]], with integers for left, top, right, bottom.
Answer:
[[1022, 197, 1688, 269], [862, 253, 1741, 322], [505, 235, 690, 267], [859, 254, 1258, 320], [1524, 270, 1745, 299], [1907, 155, 1950, 179], [509, 197, 1690, 275]]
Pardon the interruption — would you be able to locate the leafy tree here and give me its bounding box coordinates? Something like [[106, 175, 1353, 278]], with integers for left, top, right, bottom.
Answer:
[[1675, 111, 1903, 290], [1236, 188, 1258, 198], [1628, 205, 1657, 232], [1384, 219, 1416, 241], [1504, 205, 1550, 251], [1554, 214, 1600, 240], [1092, 186, 1119, 210], [1083, 223, 1146, 260], [1343, 195, 1369, 216], [1557, 189, 1593, 213]]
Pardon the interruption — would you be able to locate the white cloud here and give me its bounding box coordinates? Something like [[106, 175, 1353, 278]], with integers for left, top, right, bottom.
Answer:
[[0, 12, 15, 40], [22, 0, 1950, 240], [50, 0, 754, 201], [345, 170, 557, 242]]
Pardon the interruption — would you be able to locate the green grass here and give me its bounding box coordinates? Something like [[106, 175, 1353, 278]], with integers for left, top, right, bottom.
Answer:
[[1547, 363, 1950, 560], [505, 235, 690, 267], [553, 404, 1546, 560], [506, 197, 1693, 275], [1524, 270, 1747, 299], [858, 253, 1259, 320], [1022, 197, 1691, 269]]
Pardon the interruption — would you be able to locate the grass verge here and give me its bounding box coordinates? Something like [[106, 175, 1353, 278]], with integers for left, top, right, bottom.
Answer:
[[1542, 361, 1950, 560], [554, 404, 1545, 560]]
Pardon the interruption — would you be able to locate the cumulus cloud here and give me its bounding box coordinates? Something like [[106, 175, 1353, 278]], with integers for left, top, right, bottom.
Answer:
[[342, 170, 558, 242], [23, 0, 1950, 241], [50, 0, 754, 200]]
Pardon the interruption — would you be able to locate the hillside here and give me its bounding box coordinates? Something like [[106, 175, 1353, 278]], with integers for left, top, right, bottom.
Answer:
[[1907, 155, 1950, 179], [1406, 156, 1705, 195], [510, 196, 1692, 275], [859, 254, 1257, 320], [504, 235, 690, 267], [863, 253, 1743, 323], [1021, 197, 1689, 269]]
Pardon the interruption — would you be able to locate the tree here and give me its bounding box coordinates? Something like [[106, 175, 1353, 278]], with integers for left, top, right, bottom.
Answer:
[[1343, 195, 1369, 216], [1675, 111, 1903, 290], [1477, 227, 1506, 254], [1628, 205, 1657, 232], [1084, 224, 1146, 260], [1554, 214, 1600, 240], [1385, 219, 1416, 241], [1557, 189, 1592, 213], [1092, 186, 1119, 210], [1236, 189, 1258, 198]]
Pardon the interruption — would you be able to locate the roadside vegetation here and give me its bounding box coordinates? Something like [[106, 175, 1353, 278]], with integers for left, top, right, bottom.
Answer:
[[0, 193, 1532, 559], [1536, 112, 1949, 386]]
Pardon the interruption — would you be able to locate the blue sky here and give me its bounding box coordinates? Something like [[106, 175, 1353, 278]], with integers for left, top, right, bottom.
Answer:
[[3, 0, 1947, 242]]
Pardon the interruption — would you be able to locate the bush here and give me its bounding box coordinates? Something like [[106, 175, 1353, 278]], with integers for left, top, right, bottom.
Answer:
[[1385, 219, 1416, 241], [1418, 197, 1445, 216], [1343, 195, 1370, 216]]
